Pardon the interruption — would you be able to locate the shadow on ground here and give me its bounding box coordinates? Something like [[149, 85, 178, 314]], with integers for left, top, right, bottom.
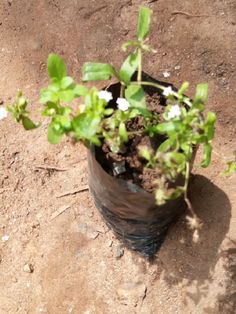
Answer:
[[213, 238, 236, 314], [156, 175, 231, 305]]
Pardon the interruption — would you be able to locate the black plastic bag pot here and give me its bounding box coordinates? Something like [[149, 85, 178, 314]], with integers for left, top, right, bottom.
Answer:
[[88, 73, 191, 258]]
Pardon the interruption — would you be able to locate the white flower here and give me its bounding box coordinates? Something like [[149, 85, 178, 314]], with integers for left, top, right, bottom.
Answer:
[[98, 90, 113, 102], [163, 86, 174, 97], [0, 107, 8, 120], [163, 71, 171, 78], [167, 105, 181, 119], [117, 98, 130, 111]]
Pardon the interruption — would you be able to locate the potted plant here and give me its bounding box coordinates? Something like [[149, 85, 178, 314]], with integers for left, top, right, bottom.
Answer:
[[3, 6, 235, 258]]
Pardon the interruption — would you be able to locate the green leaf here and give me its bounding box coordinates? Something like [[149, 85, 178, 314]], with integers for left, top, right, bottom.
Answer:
[[104, 108, 114, 116], [205, 112, 216, 140], [158, 139, 174, 152], [201, 143, 212, 168], [139, 146, 152, 161], [48, 123, 63, 144], [60, 76, 74, 89], [74, 85, 88, 97], [72, 113, 100, 140], [155, 121, 181, 134], [170, 152, 186, 164], [42, 102, 58, 116], [125, 85, 146, 108], [90, 136, 101, 146], [178, 82, 189, 96], [47, 54, 67, 80], [122, 41, 141, 52], [168, 187, 185, 200], [119, 52, 140, 84], [22, 116, 39, 130], [40, 89, 55, 104], [82, 63, 116, 81], [137, 6, 152, 41], [181, 143, 193, 159], [223, 161, 236, 176], [58, 90, 75, 102], [194, 83, 208, 104], [119, 122, 128, 142]]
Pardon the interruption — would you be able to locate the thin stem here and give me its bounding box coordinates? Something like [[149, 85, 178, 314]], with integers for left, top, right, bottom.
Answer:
[[131, 80, 165, 91], [183, 162, 196, 217], [120, 84, 125, 98], [137, 49, 142, 83]]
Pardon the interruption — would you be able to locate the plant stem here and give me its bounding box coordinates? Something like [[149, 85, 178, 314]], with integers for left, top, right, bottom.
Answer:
[[131, 80, 165, 90], [183, 162, 196, 217], [137, 49, 142, 83], [120, 84, 125, 98]]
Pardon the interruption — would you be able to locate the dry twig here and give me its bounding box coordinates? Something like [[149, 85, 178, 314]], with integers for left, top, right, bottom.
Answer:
[[35, 165, 69, 172], [56, 186, 89, 198], [171, 11, 209, 18], [50, 204, 72, 220]]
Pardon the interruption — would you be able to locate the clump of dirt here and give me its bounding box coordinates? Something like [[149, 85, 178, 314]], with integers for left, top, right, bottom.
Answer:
[[97, 92, 166, 192], [145, 93, 166, 115]]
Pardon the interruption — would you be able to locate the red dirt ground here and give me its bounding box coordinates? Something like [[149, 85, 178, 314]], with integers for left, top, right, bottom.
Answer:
[[0, 0, 236, 313]]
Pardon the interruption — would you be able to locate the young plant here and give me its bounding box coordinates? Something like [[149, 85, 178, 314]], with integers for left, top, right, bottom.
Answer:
[[5, 6, 235, 241]]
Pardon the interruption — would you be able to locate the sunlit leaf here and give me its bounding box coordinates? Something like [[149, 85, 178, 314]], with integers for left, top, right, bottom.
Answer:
[[137, 6, 152, 41], [119, 122, 128, 142], [48, 122, 63, 144], [73, 85, 88, 97], [223, 161, 236, 176], [47, 54, 67, 80], [194, 83, 208, 104], [178, 82, 189, 96], [82, 63, 116, 81], [60, 76, 74, 89], [22, 116, 39, 130], [125, 84, 146, 108], [119, 52, 140, 84], [201, 143, 212, 168]]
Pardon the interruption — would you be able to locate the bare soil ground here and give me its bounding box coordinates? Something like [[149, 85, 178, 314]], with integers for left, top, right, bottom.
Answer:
[[0, 0, 236, 313]]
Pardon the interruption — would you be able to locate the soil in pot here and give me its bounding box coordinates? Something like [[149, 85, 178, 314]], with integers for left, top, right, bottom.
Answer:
[[96, 92, 167, 193]]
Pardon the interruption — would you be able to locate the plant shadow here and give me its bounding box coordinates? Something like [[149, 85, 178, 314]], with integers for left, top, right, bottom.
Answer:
[[155, 174, 231, 303]]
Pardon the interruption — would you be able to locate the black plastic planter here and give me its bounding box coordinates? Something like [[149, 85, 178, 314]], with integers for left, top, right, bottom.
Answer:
[[88, 73, 190, 258]]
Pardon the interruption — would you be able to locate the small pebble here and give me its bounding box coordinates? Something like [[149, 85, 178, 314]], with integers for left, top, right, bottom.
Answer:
[[163, 71, 171, 78], [115, 245, 124, 259], [36, 306, 48, 313], [1, 235, 9, 242], [23, 263, 34, 273], [12, 277, 18, 283]]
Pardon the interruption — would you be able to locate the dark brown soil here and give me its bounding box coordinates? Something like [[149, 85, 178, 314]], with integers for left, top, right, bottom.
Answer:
[[99, 91, 165, 192]]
